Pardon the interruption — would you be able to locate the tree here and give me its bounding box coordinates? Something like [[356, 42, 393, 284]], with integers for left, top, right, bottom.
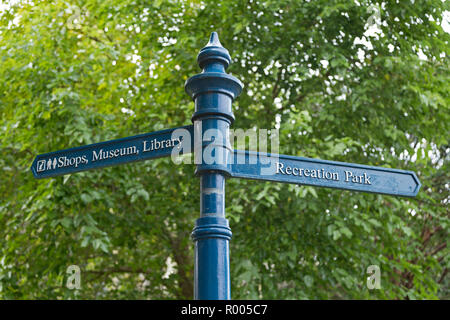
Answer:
[[0, 0, 448, 299]]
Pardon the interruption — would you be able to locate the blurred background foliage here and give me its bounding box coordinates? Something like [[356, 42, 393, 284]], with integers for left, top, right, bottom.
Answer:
[[0, 0, 448, 299]]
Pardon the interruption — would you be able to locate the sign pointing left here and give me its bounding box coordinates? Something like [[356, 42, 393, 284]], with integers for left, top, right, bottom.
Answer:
[[31, 125, 194, 179]]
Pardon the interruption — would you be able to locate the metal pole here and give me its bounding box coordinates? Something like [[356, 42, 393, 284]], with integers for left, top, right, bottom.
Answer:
[[185, 32, 243, 300]]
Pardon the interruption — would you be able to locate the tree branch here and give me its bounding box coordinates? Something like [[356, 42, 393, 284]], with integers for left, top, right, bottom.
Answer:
[[438, 268, 447, 284], [427, 242, 446, 257], [272, 68, 283, 101]]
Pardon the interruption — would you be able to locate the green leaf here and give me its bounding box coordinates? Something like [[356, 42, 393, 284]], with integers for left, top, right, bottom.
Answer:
[[340, 227, 353, 239], [304, 275, 314, 288]]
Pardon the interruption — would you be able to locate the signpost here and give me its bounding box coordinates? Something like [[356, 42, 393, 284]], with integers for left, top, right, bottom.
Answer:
[[31, 32, 421, 300], [230, 150, 421, 197], [31, 125, 194, 179]]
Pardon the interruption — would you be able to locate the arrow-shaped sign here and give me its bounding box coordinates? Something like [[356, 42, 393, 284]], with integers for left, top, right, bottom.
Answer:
[[31, 125, 194, 179], [230, 150, 421, 197]]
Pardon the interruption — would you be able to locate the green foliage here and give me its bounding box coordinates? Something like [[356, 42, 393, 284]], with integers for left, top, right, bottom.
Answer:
[[0, 0, 448, 299]]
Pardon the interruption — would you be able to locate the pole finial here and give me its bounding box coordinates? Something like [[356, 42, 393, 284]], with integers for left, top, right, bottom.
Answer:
[[207, 32, 222, 47], [186, 32, 243, 103], [197, 32, 231, 70]]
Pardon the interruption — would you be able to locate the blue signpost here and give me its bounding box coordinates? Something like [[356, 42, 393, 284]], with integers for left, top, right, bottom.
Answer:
[[31, 32, 421, 300], [185, 32, 243, 299], [230, 150, 421, 197], [31, 125, 194, 179]]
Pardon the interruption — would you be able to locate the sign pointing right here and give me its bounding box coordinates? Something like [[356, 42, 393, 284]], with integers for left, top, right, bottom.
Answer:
[[230, 150, 421, 197]]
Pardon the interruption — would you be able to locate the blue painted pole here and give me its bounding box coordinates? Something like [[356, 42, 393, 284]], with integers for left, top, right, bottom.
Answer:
[[185, 32, 243, 300]]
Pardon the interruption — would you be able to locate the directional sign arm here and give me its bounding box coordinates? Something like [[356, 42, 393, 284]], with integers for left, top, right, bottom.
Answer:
[[229, 150, 421, 197], [31, 125, 194, 179]]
